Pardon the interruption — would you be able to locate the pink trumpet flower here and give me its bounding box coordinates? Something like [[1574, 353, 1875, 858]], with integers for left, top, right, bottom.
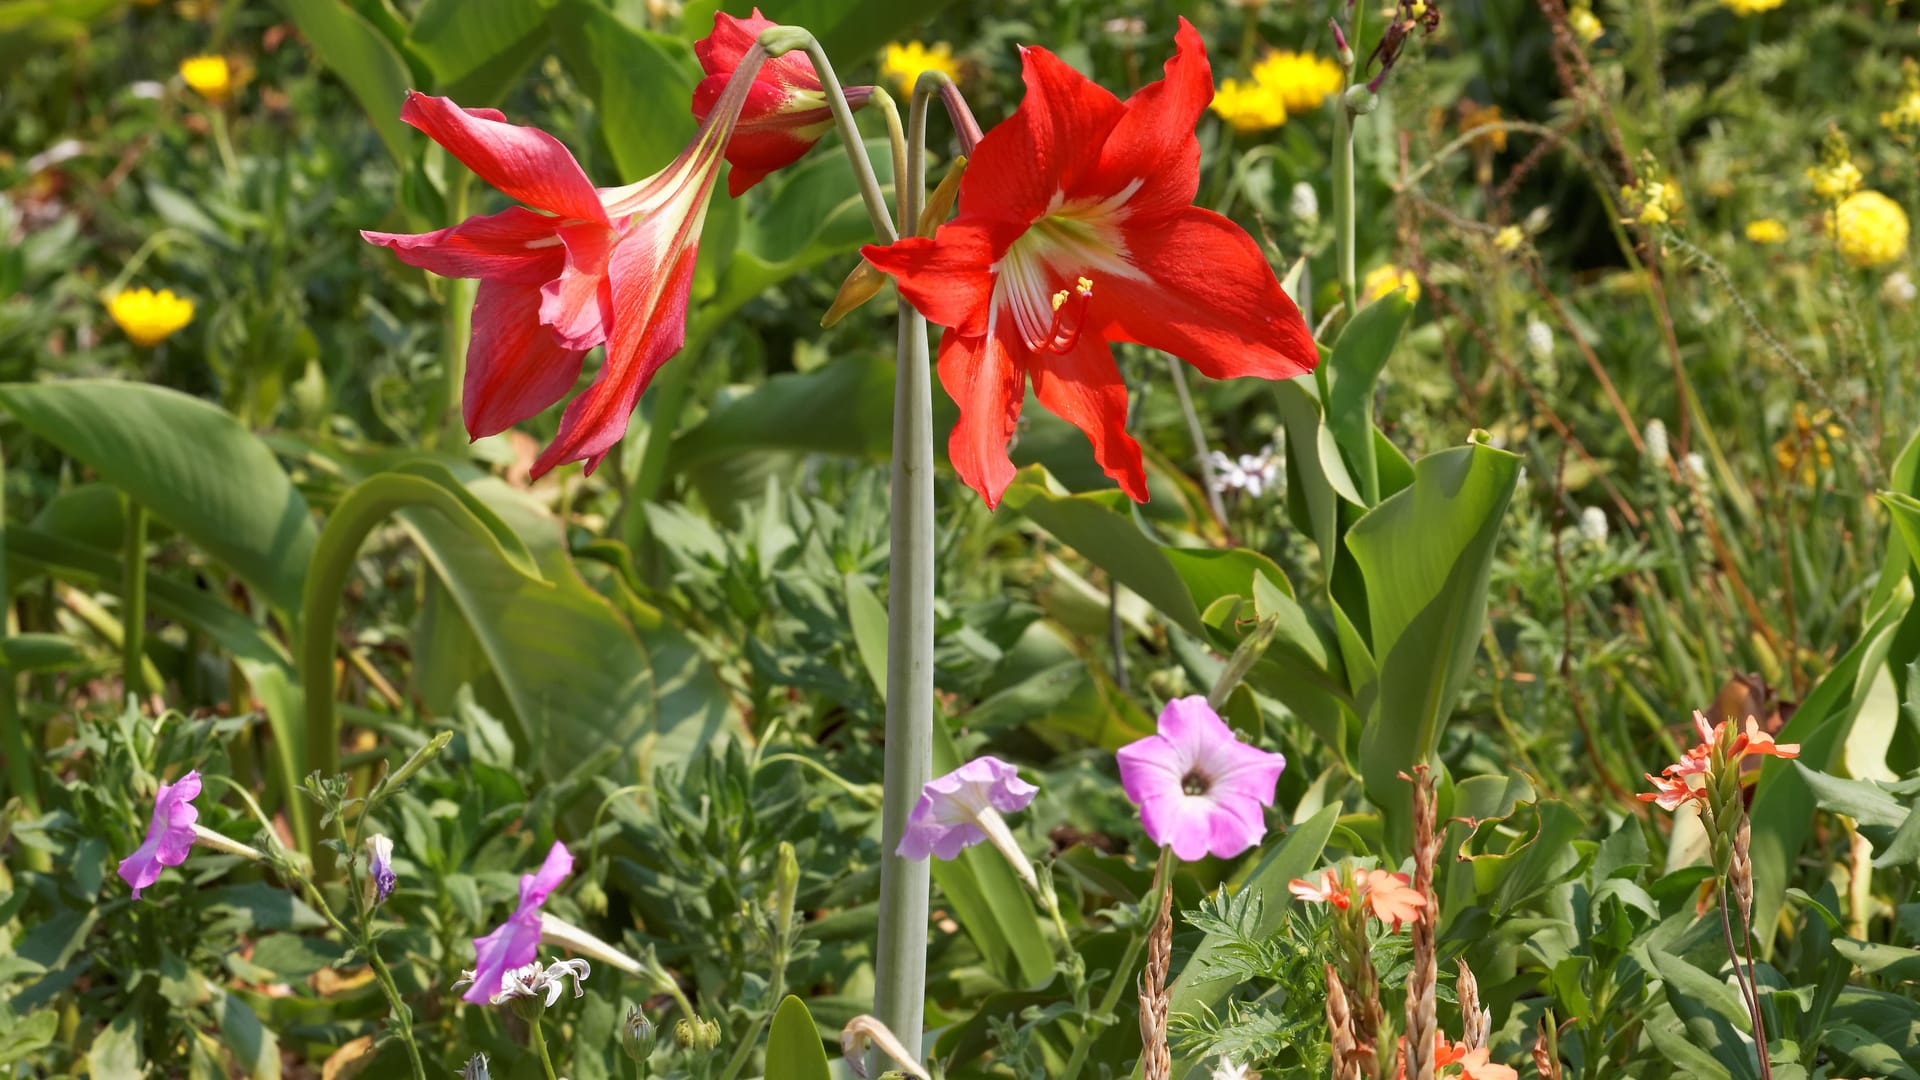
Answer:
[[118, 770, 202, 899], [464, 842, 573, 1005]]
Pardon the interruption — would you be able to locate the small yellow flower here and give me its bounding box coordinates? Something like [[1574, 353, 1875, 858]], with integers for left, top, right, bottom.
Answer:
[[1251, 50, 1344, 116], [1882, 59, 1920, 136], [1493, 225, 1524, 253], [1829, 190, 1910, 268], [1745, 218, 1788, 245], [179, 55, 231, 102], [1622, 177, 1683, 226], [1718, 0, 1783, 13], [1774, 404, 1842, 485], [1807, 160, 1863, 201], [879, 41, 959, 98], [107, 288, 195, 347], [1361, 264, 1419, 305], [1569, 6, 1604, 43], [1211, 78, 1288, 133], [1460, 102, 1507, 153]]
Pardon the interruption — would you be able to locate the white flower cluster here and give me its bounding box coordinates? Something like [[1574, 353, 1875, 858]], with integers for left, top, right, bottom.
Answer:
[[1208, 445, 1282, 498], [454, 957, 590, 1007]]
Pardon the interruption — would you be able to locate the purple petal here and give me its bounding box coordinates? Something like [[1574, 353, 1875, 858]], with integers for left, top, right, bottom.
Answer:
[[1204, 793, 1269, 858], [1201, 740, 1287, 806], [119, 769, 202, 900], [921, 756, 1038, 818], [1154, 696, 1237, 763], [465, 912, 542, 1005], [1116, 734, 1183, 806], [516, 841, 573, 913]]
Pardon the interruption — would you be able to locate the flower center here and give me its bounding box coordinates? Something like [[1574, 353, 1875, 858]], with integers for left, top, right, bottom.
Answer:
[[989, 183, 1148, 353], [1181, 770, 1210, 796]]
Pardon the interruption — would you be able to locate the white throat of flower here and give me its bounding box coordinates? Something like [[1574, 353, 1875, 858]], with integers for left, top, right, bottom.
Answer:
[[987, 182, 1149, 353]]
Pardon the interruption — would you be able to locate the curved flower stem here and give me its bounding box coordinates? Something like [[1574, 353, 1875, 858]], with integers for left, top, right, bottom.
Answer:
[[757, 28, 897, 243], [529, 1014, 559, 1080], [1059, 846, 1174, 1080], [1166, 357, 1229, 530]]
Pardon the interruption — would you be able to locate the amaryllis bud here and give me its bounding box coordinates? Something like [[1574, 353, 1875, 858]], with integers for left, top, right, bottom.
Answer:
[[692, 8, 873, 197]]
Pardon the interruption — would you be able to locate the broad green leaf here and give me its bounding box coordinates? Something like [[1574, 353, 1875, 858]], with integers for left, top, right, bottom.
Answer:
[[402, 477, 743, 776], [673, 354, 898, 470], [1650, 949, 1760, 1080], [215, 991, 280, 1080], [765, 996, 832, 1080], [0, 1009, 56, 1064], [407, 0, 547, 103], [86, 1009, 142, 1080], [1833, 938, 1920, 983], [0, 381, 318, 615], [548, 2, 697, 181], [1457, 800, 1587, 914], [1825, 1022, 1920, 1080], [1326, 290, 1414, 504], [272, 0, 415, 163], [844, 572, 889, 698], [928, 716, 1053, 988], [1275, 375, 1349, 572], [1000, 465, 1292, 639], [1347, 440, 1519, 819], [1164, 805, 1339, 1080]]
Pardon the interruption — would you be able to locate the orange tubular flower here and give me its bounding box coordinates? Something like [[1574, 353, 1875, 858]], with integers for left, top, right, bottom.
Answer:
[[1288, 867, 1352, 909], [1362, 869, 1426, 931], [861, 19, 1317, 507]]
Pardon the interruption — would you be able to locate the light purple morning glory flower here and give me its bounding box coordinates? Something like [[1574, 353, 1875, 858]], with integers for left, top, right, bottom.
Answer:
[[1116, 696, 1285, 861], [365, 833, 397, 906], [898, 756, 1038, 861], [117, 769, 202, 899], [464, 841, 573, 1005]]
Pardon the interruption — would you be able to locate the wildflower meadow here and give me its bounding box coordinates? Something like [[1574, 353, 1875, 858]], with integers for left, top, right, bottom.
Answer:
[[6, 0, 1920, 1077]]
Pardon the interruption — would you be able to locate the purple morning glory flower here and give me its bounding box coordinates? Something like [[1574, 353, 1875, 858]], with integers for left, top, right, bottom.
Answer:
[[464, 841, 573, 1005], [1115, 696, 1285, 861], [366, 834, 397, 906], [897, 756, 1038, 860], [117, 769, 202, 899]]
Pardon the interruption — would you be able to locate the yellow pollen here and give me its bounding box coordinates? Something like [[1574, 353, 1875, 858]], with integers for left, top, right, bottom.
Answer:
[[1051, 289, 1069, 311]]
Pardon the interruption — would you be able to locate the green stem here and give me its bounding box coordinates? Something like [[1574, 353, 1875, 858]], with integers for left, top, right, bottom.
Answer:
[[1059, 847, 1172, 1080], [1166, 357, 1228, 528], [209, 109, 241, 181], [530, 1013, 559, 1080], [431, 173, 474, 449], [122, 501, 149, 697], [0, 446, 37, 822], [863, 67, 940, 1075], [1334, 100, 1358, 319]]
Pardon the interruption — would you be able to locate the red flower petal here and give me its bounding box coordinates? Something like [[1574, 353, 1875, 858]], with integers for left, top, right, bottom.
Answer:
[[1027, 335, 1147, 500], [861, 221, 1008, 337], [694, 8, 820, 93], [400, 92, 609, 225], [960, 44, 1125, 224], [531, 231, 700, 478], [538, 222, 619, 349], [464, 278, 585, 440], [360, 206, 566, 285], [1102, 206, 1316, 380], [935, 327, 1025, 508], [1079, 18, 1211, 217]]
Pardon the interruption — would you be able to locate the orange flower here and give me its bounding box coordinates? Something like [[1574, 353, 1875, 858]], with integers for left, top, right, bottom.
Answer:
[[1738, 716, 1800, 759], [1362, 869, 1425, 931], [1288, 868, 1352, 909], [1457, 1047, 1519, 1080], [1637, 772, 1700, 811], [1435, 1035, 1469, 1067]]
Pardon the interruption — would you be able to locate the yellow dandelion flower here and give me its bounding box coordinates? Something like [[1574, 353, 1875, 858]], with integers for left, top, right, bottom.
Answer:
[[1211, 78, 1288, 133], [1361, 264, 1419, 305], [1569, 7, 1604, 43], [1829, 190, 1910, 268], [1718, 0, 1783, 13], [179, 55, 231, 102], [1460, 102, 1507, 153], [1252, 50, 1344, 116], [879, 41, 960, 98], [107, 288, 195, 347], [1745, 219, 1788, 244], [1807, 160, 1863, 201], [1493, 225, 1524, 253]]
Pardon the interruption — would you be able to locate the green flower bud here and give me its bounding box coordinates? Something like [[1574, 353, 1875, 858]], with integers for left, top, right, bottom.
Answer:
[[622, 1008, 654, 1066], [773, 841, 799, 931]]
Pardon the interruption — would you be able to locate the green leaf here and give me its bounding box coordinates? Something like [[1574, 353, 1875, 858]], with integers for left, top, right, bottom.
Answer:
[[86, 1009, 142, 1080], [0, 381, 318, 615], [215, 991, 281, 1080], [1325, 290, 1414, 504], [0, 1009, 56, 1064], [844, 572, 888, 698], [672, 354, 899, 470], [999, 466, 1293, 638], [1825, 1022, 1920, 1080], [401, 477, 743, 776], [765, 996, 832, 1080], [1833, 939, 1920, 983], [1457, 800, 1587, 914], [407, 0, 548, 103], [1650, 948, 1760, 1080], [1164, 805, 1339, 1080], [272, 0, 415, 164], [928, 715, 1053, 988], [1347, 440, 1519, 819], [547, 2, 697, 181]]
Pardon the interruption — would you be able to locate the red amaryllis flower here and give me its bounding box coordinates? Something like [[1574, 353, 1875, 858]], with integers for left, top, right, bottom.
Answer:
[[362, 55, 766, 477], [693, 8, 872, 197], [861, 19, 1317, 507]]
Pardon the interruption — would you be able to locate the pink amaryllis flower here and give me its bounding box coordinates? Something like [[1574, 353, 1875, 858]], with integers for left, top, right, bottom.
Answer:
[[1116, 697, 1285, 861], [463, 841, 573, 1005], [692, 8, 872, 197], [362, 45, 773, 477], [118, 769, 201, 899]]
